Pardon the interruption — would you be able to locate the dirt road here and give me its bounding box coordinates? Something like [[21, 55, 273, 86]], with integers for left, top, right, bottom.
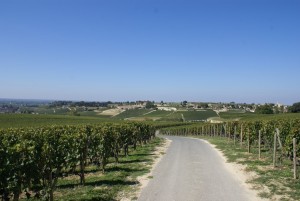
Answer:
[[138, 136, 262, 201]]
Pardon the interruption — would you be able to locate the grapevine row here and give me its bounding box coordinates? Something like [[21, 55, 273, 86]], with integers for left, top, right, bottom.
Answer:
[[0, 122, 155, 201], [160, 119, 300, 159]]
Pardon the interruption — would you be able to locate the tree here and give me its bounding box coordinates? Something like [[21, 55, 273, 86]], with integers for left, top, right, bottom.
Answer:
[[199, 103, 209, 109], [181, 101, 188, 107], [289, 102, 300, 113], [145, 101, 156, 109], [255, 104, 274, 114]]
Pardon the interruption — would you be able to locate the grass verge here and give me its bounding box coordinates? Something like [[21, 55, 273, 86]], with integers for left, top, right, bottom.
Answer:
[[196, 136, 300, 201]]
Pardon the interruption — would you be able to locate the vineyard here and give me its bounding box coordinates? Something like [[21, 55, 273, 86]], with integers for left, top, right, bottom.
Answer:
[[161, 119, 300, 163], [162, 119, 299, 154], [2, 112, 300, 200], [0, 114, 111, 129], [0, 122, 160, 201], [160, 119, 300, 199]]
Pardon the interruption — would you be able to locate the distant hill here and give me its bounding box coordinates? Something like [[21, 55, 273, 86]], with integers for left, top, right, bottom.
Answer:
[[0, 98, 53, 104]]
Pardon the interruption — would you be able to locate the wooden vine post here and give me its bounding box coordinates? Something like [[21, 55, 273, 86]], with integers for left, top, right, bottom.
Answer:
[[258, 130, 261, 159], [273, 131, 277, 167], [276, 128, 283, 149], [247, 130, 250, 153], [293, 138, 297, 179], [234, 126, 236, 145], [228, 124, 230, 141], [214, 125, 216, 137], [206, 126, 208, 136], [240, 124, 243, 147]]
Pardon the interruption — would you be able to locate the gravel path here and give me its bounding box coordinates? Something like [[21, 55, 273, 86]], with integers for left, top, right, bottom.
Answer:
[[138, 136, 260, 201]]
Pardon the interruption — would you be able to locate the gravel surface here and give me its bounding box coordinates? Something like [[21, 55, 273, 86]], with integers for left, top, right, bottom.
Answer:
[[138, 136, 260, 201]]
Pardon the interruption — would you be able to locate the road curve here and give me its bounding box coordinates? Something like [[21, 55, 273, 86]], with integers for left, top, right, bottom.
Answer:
[[138, 136, 258, 201]]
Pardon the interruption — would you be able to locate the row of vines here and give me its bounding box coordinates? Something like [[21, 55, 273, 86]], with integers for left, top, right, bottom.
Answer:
[[0, 122, 156, 201], [161, 119, 300, 165]]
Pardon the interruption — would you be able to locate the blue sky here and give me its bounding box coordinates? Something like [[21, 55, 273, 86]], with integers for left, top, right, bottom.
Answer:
[[0, 0, 299, 104]]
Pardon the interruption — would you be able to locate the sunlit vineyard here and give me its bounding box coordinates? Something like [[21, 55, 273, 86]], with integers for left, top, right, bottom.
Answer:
[[161, 118, 300, 162], [0, 122, 157, 201]]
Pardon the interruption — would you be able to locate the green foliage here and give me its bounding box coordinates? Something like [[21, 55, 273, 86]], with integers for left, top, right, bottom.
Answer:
[[0, 114, 115, 129], [181, 101, 188, 107], [256, 104, 274, 114], [198, 103, 209, 108], [0, 122, 156, 201], [54, 137, 163, 201], [290, 102, 300, 113], [161, 118, 300, 158], [161, 118, 300, 200], [145, 101, 156, 109]]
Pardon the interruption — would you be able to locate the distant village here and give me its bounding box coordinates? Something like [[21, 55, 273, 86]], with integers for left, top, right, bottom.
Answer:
[[0, 99, 290, 114], [114, 101, 288, 114]]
